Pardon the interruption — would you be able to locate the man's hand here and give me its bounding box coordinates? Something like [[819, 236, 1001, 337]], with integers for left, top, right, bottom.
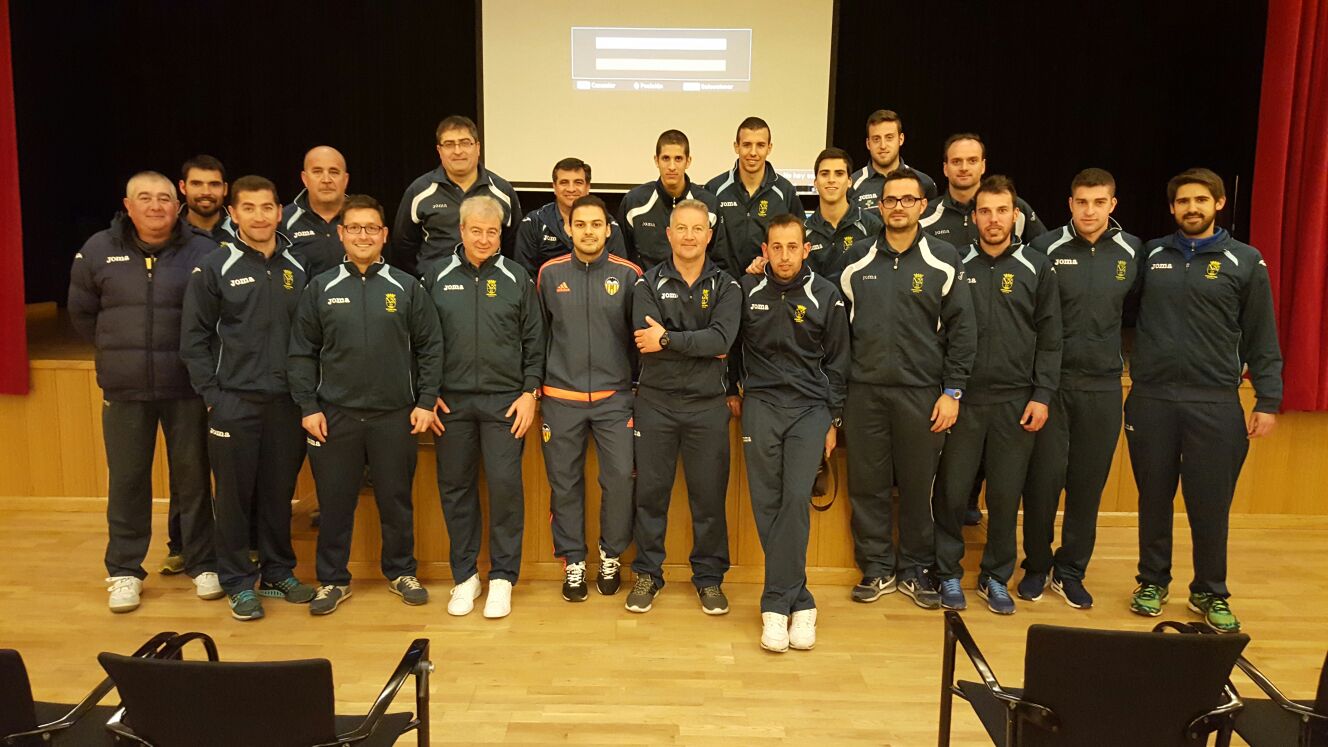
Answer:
[[746, 256, 768, 275], [409, 406, 438, 436], [1247, 411, 1276, 439], [825, 424, 838, 459], [302, 412, 328, 443], [507, 392, 538, 438], [635, 315, 667, 353], [726, 395, 742, 419], [930, 394, 959, 433], [1020, 401, 1050, 432], [431, 396, 451, 435]]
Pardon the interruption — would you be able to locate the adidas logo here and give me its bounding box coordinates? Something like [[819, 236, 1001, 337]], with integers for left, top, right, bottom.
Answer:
[[556, 281, 571, 293]]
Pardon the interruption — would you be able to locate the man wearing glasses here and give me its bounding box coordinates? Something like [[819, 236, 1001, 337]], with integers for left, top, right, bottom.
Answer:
[[850, 109, 938, 211], [288, 194, 444, 616], [391, 115, 522, 277], [839, 168, 975, 611]]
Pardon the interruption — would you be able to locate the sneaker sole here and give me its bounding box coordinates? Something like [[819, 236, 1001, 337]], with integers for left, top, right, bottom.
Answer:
[[851, 578, 898, 603], [159, 566, 184, 576], [1130, 591, 1169, 617], [789, 639, 815, 651], [625, 588, 658, 613], [1050, 580, 1092, 609], [899, 584, 942, 610], [761, 639, 790, 653], [1186, 601, 1241, 633], [562, 588, 589, 603], [231, 608, 264, 621], [596, 578, 621, 596], [388, 585, 429, 606], [1016, 587, 1044, 602], [109, 601, 140, 613], [483, 603, 511, 619], [977, 587, 1016, 616], [701, 605, 729, 616], [311, 589, 351, 616], [447, 584, 483, 616], [257, 587, 316, 603], [940, 599, 967, 611]]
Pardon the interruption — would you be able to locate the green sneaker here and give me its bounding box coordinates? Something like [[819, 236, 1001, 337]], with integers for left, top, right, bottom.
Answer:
[[259, 576, 317, 604], [228, 590, 264, 621], [1130, 584, 1169, 616], [1189, 593, 1241, 633], [158, 553, 184, 575]]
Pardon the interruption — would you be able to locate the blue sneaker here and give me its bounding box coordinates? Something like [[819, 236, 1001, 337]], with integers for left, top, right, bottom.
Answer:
[[939, 578, 966, 610], [228, 589, 264, 622], [978, 578, 1016, 615], [1016, 572, 1047, 602]]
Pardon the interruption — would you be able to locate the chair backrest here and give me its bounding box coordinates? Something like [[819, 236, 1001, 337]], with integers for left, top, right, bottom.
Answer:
[[1020, 624, 1248, 747], [0, 649, 39, 741], [98, 652, 338, 747]]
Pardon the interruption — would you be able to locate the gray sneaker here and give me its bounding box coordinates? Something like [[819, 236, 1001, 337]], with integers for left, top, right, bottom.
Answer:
[[851, 575, 897, 603], [698, 585, 729, 615], [625, 575, 660, 613], [309, 585, 351, 616], [259, 576, 316, 604], [228, 590, 264, 621], [389, 576, 429, 606], [899, 569, 942, 610]]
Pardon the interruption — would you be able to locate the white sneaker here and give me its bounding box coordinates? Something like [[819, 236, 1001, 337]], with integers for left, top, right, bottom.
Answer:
[[447, 574, 482, 616], [760, 612, 790, 652], [789, 608, 817, 650], [193, 571, 224, 600], [107, 576, 142, 613], [483, 579, 513, 619]]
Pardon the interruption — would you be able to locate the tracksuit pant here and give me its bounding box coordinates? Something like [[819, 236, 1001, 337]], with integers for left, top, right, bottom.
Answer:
[[845, 383, 945, 580], [540, 394, 635, 565], [308, 404, 419, 586], [1125, 394, 1248, 597], [742, 396, 830, 615], [206, 392, 304, 595], [1021, 386, 1122, 581], [436, 391, 526, 584], [935, 398, 1035, 584], [102, 397, 215, 580], [631, 396, 731, 589]]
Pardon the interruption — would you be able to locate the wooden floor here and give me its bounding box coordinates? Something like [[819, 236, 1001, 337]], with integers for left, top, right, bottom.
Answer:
[[1, 505, 1325, 745]]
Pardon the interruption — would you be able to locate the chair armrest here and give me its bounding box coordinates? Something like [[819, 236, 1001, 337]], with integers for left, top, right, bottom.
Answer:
[[944, 611, 1025, 706], [1187, 683, 1245, 740], [939, 611, 1059, 744], [321, 638, 433, 747], [1233, 658, 1326, 721], [155, 632, 219, 661]]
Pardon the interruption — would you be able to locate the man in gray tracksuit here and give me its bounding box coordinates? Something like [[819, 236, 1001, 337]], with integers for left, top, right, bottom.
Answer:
[[535, 195, 642, 602]]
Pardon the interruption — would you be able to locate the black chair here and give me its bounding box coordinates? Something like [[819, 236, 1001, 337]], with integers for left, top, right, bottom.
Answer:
[[2, 632, 176, 746], [1229, 648, 1328, 745], [97, 633, 432, 747], [938, 611, 1248, 746]]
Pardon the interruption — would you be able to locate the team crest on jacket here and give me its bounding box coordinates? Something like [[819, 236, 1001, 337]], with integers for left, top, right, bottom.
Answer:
[[1204, 260, 1221, 280], [541, 423, 551, 443], [757, 199, 768, 217], [604, 276, 620, 296], [793, 304, 807, 323], [1115, 260, 1128, 281], [843, 235, 854, 249], [385, 293, 398, 313], [1000, 273, 1015, 294], [283, 269, 294, 290], [700, 287, 711, 309], [911, 273, 925, 293], [486, 279, 498, 297]]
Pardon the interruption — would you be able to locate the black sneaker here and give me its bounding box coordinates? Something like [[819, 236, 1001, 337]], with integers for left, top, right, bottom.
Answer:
[[625, 575, 660, 613], [309, 585, 350, 616], [1051, 573, 1094, 609], [389, 576, 429, 606], [1016, 572, 1047, 602], [562, 561, 588, 602], [259, 576, 317, 604], [596, 552, 622, 596], [977, 577, 1016, 615], [698, 585, 729, 615], [964, 508, 983, 526], [851, 575, 896, 603], [899, 568, 941, 609]]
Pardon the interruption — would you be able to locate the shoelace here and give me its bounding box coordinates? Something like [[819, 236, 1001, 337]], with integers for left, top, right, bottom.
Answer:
[[396, 576, 423, 591], [232, 590, 257, 605], [986, 581, 1012, 601], [1136, 584, 1164, 601], [314, 585, 337, 601], [565, 563, 586, 586], [107, 577, 138, 594], [599, 555, 621, 577], [790, 613, 815, 631], [631, 576, 655, 595], [271, 577, 301, 593], [700, 586, 724, 599], [941, 579, 963, 595], [1202, 595, 1233, 616]]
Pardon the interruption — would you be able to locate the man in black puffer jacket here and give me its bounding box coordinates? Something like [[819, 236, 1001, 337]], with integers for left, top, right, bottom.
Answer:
[[67, 170, 220, 614]]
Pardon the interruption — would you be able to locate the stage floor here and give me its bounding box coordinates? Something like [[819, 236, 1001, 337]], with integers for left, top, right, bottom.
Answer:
[[1, 503, 1323, 745]]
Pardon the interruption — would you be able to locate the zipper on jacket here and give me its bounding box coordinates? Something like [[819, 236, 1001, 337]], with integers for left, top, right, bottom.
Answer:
[[583, 261, 592, 400], [145, 255, 156, 395], [474, 269, 481, 391]]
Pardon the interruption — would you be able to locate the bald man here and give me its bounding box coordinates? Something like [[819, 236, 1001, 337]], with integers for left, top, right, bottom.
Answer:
[[68, 171, 222, 613], [282, 146, 350, 277]]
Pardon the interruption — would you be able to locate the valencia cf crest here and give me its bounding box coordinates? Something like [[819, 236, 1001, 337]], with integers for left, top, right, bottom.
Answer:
[[1205, 260, 1221, 280], [541, 423, 551, 443], [604, 276, 620, 296]]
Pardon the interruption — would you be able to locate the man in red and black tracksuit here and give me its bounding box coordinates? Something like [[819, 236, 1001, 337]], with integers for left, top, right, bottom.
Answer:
[[535, 195, 642, 602], [731, 214, 850, 653], [1019, 168, 1142, 609], [1125, 168, 1282, 633], [423, 195, 545, 620]]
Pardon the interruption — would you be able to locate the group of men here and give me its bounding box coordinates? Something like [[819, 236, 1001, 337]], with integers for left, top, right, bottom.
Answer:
[[68, 109, 1281, 651]]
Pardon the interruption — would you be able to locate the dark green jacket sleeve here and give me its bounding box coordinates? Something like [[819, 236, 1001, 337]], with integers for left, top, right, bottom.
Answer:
[[179, 265, 223, 407], [941, 255, 976, 391], [1031, 262, 1063, 405], [410, 278, 445, 408], [1239, 257, 1284, 413], [669, 277, 742, 358], [519, 277, 545, 392], [287, 281, 324, 416]]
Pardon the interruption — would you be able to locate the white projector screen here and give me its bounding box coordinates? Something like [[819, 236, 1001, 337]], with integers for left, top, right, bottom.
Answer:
[[480, 0, 835, 189]]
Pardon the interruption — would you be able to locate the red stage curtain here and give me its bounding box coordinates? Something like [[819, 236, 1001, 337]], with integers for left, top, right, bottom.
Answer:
[[1250, 0, 1328, 412], [0, 0, 29, 395]]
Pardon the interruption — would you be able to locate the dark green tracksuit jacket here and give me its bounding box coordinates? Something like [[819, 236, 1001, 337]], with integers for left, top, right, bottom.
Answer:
[[805, 204, 883, 279], [705, 161, 804, 275]]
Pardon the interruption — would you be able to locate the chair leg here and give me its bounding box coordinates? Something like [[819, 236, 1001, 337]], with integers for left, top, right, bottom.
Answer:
[[939, 617, 957, 746], [415, 659, 431, 747]]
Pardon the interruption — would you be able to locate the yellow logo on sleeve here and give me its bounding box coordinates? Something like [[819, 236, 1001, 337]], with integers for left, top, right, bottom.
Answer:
[[384, 293, 397, 313], [1000, 273, 1015, 294]]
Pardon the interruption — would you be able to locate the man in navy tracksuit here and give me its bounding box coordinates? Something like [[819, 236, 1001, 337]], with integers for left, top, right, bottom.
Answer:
[[625, 199, 742, 616], [838, 168, 975, 610], [181, 176, 316, 621], [933, 176, 1061, 616], [1019, 168, 1142, 609], [514, 157, 627, 276], [288, 194, 444, 616], [1125, 168, 1282, 633], [281, 146, 350, 278], [391, 115, 522, 276], [805, 147, 882, 278], [705, 117, 804, 276], [732, 214, 850, 653], [617, 129, 723, 271], [850, 109, 939, 211], [424, 195, 545, 620], [920, 133, 1046, 249], [535, 195, 642, 602], [67, 171, 220, 613]]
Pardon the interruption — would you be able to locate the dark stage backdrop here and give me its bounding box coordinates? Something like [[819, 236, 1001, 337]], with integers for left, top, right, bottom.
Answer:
[[12, 1, 1266, 305]]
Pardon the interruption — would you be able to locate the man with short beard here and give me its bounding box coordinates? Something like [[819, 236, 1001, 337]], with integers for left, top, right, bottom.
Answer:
[[1125, 168, 1281, 634], [178, 154, 230, 242], [282, 146, 350, 278], [850, 109, 938, 210], [514, 157, 627, 275]]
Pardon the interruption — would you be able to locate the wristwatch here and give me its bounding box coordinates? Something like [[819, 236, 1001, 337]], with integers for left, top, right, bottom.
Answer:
[[659, 330, 671, 349], [943, 388, 963, 401], [527, 387, 541, 400], [831, 416, 843, 428]]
